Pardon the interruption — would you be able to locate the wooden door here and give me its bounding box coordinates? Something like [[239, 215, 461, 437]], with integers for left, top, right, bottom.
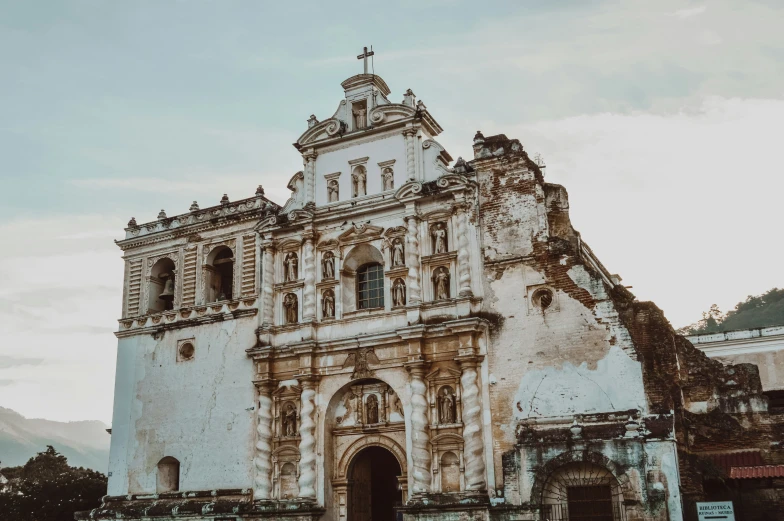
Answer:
[[350, 455, 373, 521]]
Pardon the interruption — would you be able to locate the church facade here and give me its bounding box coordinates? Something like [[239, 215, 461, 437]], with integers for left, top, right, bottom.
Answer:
[[79, 67, 784, 521]]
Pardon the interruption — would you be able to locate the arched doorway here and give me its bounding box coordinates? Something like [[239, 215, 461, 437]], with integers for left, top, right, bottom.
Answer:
[[348, 446, 402, 521]]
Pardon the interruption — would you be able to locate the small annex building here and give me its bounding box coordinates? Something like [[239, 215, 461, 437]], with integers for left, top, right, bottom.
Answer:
[[78, 60, 784, 521]]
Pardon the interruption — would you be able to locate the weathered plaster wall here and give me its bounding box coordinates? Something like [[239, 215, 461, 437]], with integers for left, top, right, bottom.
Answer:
[[108, 316, 257, 495]]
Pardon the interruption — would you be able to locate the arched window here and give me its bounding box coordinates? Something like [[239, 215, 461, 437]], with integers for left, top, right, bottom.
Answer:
[[205, 246, 234, 303], [148, 257, 175, 312], [541, 462, 625, 521], [357, 263, 384, 310], [156, 456, 180, 493]]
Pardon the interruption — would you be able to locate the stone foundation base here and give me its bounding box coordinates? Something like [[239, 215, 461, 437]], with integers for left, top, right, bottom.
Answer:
[[398, 492, 491, 521]]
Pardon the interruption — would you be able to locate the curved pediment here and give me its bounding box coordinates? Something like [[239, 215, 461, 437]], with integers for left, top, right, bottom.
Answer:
[[394, 181, 423, 202], [368, 103, 417, 126], [296, 117, 347, 147]]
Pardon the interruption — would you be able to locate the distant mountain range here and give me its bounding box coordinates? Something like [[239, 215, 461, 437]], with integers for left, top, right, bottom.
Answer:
[[0, 407, 110, 473]]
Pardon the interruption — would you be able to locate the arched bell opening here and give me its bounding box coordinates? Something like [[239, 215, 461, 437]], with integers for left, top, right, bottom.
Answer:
[[205, 246, 234, 303], [347, 446, 403, 521], [148, 258, 176, 312]]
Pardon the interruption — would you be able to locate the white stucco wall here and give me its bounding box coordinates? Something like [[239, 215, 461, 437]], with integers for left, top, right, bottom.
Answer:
[[107, 316, 257, 495]]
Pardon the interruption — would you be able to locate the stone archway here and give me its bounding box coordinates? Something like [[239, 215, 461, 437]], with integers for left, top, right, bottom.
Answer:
[[347, 446, 403, 521]]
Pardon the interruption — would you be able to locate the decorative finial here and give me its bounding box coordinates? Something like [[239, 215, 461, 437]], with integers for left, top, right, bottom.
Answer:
[[473, 131, 485, 144], [157, 209, 167, 219], [416, 100, 427, 112], [307, 115, 318, 129], [189, 201, 199, 212], [127, 217, 137, 227], [403, 89, 416, 107], [255, 185, 265, 196], [220, 194, 230, 205]]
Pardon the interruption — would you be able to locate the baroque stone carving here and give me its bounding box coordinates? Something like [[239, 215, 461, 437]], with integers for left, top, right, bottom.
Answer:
[[322, 289, 335, 319], [297, 378, 318, 499], [282, 402, 297, 437], [433, 267, 450, 300], [431, 222, 448, 254], [406, 363, 432, 493], [343, 347, 380, 380], [454, 204, 473, 297], [392, 278, 406, 307], [284, 293, 298, 324], [366, 394, 379, 424], [382, 167, 394, 191], [322, 251, 335, 279], [352, 166, 367, 197], [302, 234, 316, 321], [439, 386, 456, 424], [405, 216, 422, 304], [283, 252, 298, 282], [459, 358, 486, 491], [253, 382, 274, 500], [391, 238, 405, 267], [327, 179, 339, 202]]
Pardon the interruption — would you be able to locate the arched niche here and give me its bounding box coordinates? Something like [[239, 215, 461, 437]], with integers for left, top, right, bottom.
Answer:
[[204, 245, 234, 303], [148, 257, 176, 312], [341, 244, 384, 313], [156, 456, 180, 493]]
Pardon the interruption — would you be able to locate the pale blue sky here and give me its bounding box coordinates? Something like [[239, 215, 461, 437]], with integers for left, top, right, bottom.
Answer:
[[1, 0, 782, 422]]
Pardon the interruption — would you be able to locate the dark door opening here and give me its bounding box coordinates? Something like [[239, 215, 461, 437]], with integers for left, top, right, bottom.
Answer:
[[348, 446, 402, 521], [566, 485, 614, 521]]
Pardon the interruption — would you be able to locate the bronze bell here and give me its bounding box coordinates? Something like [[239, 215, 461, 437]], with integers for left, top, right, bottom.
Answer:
[[159, 275, 175, 301]]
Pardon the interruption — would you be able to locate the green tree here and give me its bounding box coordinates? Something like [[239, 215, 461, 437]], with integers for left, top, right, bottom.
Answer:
[[679, 288, 784, 335], [0, 446, 107, 521]]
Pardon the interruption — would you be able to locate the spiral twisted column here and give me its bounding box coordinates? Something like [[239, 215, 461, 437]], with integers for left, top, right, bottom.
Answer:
[[454, 204, 473, 297], [301, 233, 316, 321], [404, 215, 421, 304], [458, 357, 486, 491], [297, 377, 318, 499], [404, 129, 417, 181], [253, 381, 275, 500], [406, 361, 431, 494], [261, 243, 275, 327]]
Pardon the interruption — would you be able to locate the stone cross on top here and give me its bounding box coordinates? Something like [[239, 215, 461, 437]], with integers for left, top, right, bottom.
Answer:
[[357, 46, 375, 75]]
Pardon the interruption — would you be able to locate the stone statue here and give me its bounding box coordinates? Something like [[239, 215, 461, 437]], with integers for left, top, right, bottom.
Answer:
[[366, 394, 379, 424], [433, 267, 450, 300], [284, 252, 298, 282], [322, 252, 335, 279], [282, 403, 297, 437], [439, 387, 455, 424], [391, 238, 404, 267], [392, 278, 406, 307], [390, 390, 403, 418], [432, 223, 447, 254], [352, 168, 366, 197], [354, 108, 367, 129], [322, 289, 335, 319], [382, 168, 394, 191], [327, 179, 339, 202], [284, 293, 298, 323]]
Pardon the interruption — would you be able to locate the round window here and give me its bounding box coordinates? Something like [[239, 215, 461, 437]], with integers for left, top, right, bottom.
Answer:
[[178, 342, 195, 360], [532, 288, 554, 310]]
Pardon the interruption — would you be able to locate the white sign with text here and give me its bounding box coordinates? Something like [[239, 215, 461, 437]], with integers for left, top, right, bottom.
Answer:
[[697, 501, 735, 521]]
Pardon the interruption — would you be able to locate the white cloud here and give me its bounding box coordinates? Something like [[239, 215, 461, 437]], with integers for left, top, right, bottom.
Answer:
[[674, 5, 707, 19]]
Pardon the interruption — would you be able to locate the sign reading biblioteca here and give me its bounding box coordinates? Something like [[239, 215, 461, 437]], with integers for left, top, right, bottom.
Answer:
[[697, 501, 735, 521]]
